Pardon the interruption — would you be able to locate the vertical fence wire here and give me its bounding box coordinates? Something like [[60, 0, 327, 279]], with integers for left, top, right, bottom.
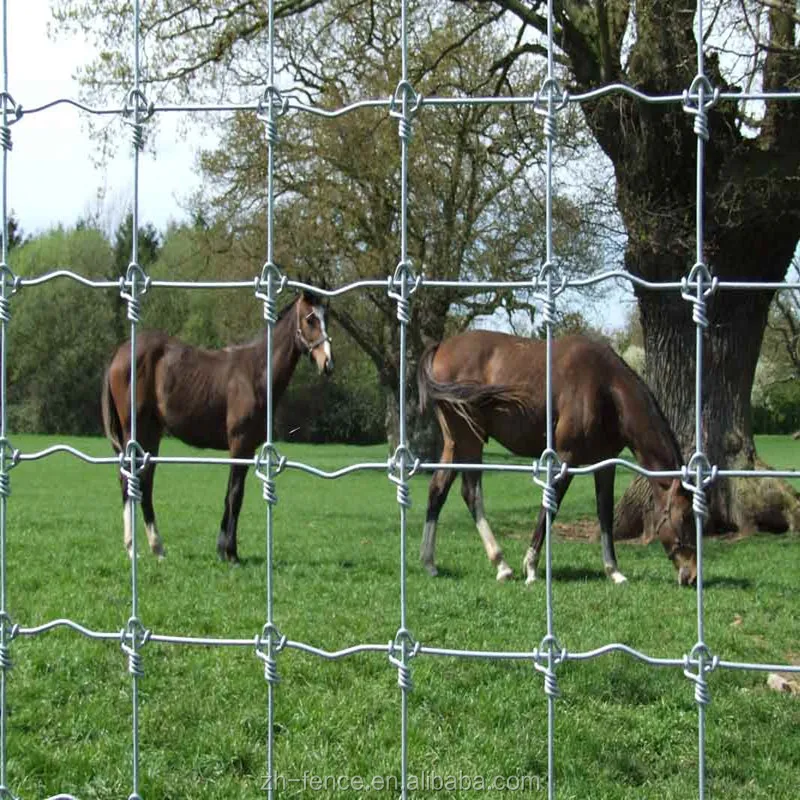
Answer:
[[540, 2, 561, 796], [0, 0, 10, 795], [258, 1, 281, 797], [390, 2, 416, 797], [687, 4, 712, 797], [121, 2, 148, 798]]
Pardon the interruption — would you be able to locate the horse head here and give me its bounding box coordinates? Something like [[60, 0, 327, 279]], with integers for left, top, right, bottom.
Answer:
[[296, 290, 334, 375], [655, 481, 697, 587]]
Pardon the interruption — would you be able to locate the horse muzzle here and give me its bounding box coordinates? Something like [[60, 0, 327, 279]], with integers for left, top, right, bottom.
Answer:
[[309, 344, 333, 376], [678, 566, 697, 587]]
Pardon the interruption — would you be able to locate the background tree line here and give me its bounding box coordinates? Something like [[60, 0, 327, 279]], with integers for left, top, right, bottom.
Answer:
[[5, 211, 798, 442]]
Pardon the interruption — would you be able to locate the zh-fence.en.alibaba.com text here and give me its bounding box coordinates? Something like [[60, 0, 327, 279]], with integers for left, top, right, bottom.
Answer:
[[263, 771, 542, 793]]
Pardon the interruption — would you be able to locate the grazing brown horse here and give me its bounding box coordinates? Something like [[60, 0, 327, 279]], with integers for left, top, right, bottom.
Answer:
[[418, 330, 698, 586], [102, 290, 333, 563]]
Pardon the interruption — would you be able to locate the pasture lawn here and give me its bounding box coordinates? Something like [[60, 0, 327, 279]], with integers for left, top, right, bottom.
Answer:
[[3, 434, 798, 799]]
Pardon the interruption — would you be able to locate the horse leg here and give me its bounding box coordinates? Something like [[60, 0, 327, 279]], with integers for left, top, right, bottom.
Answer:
[[460, 471, 513, 581], [595, 466, 626, 584], [113, 411, 137, 559], [522, 473, 573, 586], [421, 439, 458, 577], [121, 472, 134, 559], [140, 450, 165, 559], [217, 464, 249, 563], [121, 427, 165, 559]]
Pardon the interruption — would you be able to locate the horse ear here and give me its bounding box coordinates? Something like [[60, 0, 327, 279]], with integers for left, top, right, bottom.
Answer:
[[302, 281, 330, 307]]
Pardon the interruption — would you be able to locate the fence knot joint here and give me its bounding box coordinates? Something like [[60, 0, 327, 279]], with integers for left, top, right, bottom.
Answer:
[[254, 263, 287, 324], [119, 263, 151, 323], [389, 80, 422, 140], [255, 623, 287, 685], [120, 617, 151, 678], [388, 446, 420, 508], [681, 453, 717, 522], [533, 634, 567, 699], [680, 263, 718, 328], [682, 75, 719, 141], [683, 642, 719, 706], [255, 444, 287, 505], [389, 628, 420, 693], [387, 262, 421, 324]]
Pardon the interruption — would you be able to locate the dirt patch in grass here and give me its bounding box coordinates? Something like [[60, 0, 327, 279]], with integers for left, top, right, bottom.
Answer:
[[553, 520, 600, 541]]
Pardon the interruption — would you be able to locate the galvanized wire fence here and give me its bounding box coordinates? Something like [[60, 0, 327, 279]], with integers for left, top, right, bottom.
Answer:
[[0, 0, 798, 798]]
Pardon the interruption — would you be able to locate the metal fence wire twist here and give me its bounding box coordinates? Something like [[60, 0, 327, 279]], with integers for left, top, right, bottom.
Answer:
[[0, 0, 798, 798]]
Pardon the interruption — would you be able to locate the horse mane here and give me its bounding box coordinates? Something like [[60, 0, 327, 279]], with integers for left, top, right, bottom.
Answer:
[[277, 293, 300, 322], [609, 345, 684, 468], [230, 293, 299, 349]]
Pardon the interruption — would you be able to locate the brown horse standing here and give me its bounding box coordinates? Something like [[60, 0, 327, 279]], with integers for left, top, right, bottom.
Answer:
[[418, 330, 698, 586], [101, 290, 333, 563]]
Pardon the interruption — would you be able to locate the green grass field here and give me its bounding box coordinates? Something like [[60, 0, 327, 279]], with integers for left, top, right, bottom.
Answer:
[[2, 434, 798, 798]]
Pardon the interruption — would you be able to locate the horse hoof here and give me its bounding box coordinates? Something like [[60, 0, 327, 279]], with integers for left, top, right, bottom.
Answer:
[[496, 563, 513, 582], [610, 571, 627, 585], [422, 562, 438, 577]]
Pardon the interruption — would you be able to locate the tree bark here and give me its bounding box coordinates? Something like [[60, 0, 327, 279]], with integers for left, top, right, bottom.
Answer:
[[614, 254, 800, 538]]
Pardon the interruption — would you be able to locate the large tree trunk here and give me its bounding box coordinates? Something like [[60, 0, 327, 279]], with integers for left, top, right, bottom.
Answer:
[[615, 253, 800, 539]]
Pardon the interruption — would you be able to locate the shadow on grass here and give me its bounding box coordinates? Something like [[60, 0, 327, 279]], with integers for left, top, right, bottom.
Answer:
[[550, 566, 607, 582], [702, 575, 753, 590], [422, 565, 466, 580]]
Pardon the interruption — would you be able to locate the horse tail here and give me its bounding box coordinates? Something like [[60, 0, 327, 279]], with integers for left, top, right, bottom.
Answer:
[[417, 341, 524, 440], [101, 366, 124, 454], [417, 342, 440, 416]]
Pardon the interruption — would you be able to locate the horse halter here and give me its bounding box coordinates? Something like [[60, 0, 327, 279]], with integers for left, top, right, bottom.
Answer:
[[295, 308, 331, 355], [654, 489, 697, 560]]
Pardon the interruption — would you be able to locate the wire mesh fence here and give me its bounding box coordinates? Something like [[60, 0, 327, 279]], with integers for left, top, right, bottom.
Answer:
[[0, 0, 798, 798]]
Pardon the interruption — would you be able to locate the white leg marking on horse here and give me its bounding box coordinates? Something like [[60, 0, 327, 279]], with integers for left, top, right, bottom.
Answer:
[[420, 520, 438, 576], [523, 547, 539, 586], [474, 490, 508, 575], [124, 500, 133, 559], [604, 563, 627, 584], [146, 521, 166, 559], [496, 561, 514, 582]]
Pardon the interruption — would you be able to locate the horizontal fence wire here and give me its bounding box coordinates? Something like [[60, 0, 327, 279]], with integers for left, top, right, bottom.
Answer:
[[0, 0, 797, 797], [18, 86, 800, 119], [6, 446, 800, 483], [10, 267, 800, 294]]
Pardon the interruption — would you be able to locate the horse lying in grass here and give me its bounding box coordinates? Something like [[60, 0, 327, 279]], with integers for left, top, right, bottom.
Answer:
[[418, 330, 697, 586], [102, 289, 333, 563]]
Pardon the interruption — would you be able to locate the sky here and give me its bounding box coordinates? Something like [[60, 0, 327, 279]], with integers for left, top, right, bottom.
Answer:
[[6, 1, 201, 236], [7, 2, 632, 330]]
